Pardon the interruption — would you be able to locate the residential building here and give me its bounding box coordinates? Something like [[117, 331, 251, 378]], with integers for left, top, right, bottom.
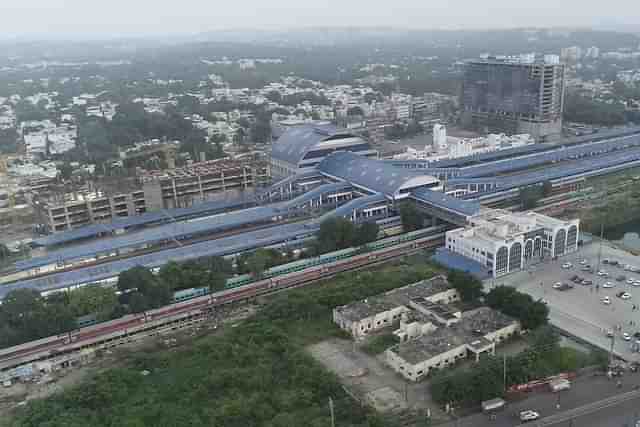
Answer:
[[461, 55, 565, 141], [445, 210, 580, 278]]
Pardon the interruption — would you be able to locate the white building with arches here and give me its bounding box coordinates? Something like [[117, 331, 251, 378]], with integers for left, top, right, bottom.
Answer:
[[445, 210, 580, 278]]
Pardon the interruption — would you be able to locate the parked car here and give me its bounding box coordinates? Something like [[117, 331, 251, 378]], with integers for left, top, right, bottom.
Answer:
[[623, 332, 632, 341], [549, 378, 571, 392], [598, 270, 609, 277], [519, 410, 540, 422], [602, 296, 612, 305], [603, 282, 615, 288], [582, 279, 593, 286], [481, 398, 506, 413], [627, 278, 635, 285], [562, 262, 573, 269], [579, 259, 588, 265], [617, 291, 632, 300]]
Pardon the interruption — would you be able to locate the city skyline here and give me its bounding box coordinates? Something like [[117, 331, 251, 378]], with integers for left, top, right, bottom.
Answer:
[[2, 0, 639, 40]]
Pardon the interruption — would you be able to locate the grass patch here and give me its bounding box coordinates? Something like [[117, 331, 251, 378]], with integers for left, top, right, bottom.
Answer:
[[361, 334, 400, 355], [8, 257, 441, 427]]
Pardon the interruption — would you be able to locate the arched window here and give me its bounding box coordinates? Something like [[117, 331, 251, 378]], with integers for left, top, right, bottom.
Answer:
[[555, 229, 567, 257], [567, 225, 578, 249], [524, 240, 533, 260], [509, 243, 522, 272], [496, 246, 509, 275]]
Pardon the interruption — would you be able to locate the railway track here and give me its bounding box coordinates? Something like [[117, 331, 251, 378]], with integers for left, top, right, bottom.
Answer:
[[0, 230, 444, 372]]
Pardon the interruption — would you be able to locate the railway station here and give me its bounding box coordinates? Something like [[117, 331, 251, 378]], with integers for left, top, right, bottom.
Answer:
[[3, 126, 640, 302]]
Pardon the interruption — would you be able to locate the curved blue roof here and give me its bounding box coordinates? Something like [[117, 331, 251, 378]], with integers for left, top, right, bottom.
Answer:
[[271, 123, 363, 165], [318, 151, 437, 197]]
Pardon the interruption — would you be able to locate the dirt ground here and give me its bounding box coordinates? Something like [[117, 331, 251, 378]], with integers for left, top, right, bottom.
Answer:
[[307, 338, 449, 422], [0, 305, 256, 421]]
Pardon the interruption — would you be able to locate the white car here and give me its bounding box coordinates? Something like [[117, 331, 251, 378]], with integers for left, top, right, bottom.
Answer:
[[580, 259, 588, 265], [633, 281, 640, 287], [618, 292, 632, 300], [602, 296, 612, 305], [598, 270, 608, 277], [623, 332, 632, 341], [553, 282, 562, 289], [562, 262, 573, 269], [519, 410, 540, 422], [627, 278, 635, 285], [603, 282, 615, 288]]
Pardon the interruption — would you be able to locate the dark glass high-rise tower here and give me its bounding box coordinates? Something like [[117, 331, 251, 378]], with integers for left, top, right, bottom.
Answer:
[[461, 55, 565, 142]]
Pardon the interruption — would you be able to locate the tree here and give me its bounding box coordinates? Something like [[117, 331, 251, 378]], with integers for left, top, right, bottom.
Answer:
[[117, 266, 156, 294], [59, 162, 74, 181], [250, 120, 271, 143], [68, 285, 119, 321], [519, 186, 542, 210], [400, 203, 423, 232], [247, 250, 269, 278], [316, 217, 357, 253], [486, 286, 549, 330], [0, 243, 11, 261], [447, 270, 484, 302], [354, 221, 379, 246], [266, 91, 282, 103], [347, 106, 364, 116]]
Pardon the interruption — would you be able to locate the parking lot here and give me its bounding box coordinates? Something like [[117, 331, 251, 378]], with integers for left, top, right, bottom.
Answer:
[[495, 240, 640, 362]]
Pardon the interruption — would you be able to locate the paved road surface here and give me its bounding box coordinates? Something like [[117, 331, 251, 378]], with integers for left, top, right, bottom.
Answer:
[[439, 373, 640, 427]]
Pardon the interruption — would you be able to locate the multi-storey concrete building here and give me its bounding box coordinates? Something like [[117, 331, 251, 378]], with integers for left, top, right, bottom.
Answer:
[[33, 159, 270, 232], [33, 187, 147, 233], [445, 210, 580, 278], [140, 159, 270, 210], [461, 55, 565, 141]]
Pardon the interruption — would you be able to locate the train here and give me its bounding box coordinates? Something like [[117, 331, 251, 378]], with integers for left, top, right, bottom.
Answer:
[[0, 227, 445, 372]]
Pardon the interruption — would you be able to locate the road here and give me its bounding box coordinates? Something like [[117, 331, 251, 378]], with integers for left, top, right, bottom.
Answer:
[[439, 374, 640, 427], [493, 241, 640, 361]]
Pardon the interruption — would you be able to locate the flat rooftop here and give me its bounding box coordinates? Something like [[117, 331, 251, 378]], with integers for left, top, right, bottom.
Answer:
[[390, 306, 516, 364], [335, 276, 452, 322]]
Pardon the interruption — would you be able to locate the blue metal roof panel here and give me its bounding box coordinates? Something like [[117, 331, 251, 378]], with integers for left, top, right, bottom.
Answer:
[[18, 205, 285, 271], [283, 182, 352, 209], [2, 222, 319, 300], [321, 193, 388, 221], [410, 188, 480, 217], [318, 151, 434, 197], [431, 247, 490, 279], [270, 123, 339, 165]]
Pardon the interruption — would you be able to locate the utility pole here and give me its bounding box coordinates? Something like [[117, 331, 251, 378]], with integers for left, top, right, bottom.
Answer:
[[329, 397, 335, 427], [503, 353, 507, 392], [596, 222, 604, 273], [609, 334, 616, 367]]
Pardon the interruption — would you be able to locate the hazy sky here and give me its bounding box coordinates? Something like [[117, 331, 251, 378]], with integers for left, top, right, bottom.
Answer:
[[2, 0, 639, 38]]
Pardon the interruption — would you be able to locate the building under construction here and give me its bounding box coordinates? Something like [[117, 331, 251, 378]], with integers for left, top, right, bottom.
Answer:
[[33, 159, 270, 233], [461, 55, 565, 142]]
